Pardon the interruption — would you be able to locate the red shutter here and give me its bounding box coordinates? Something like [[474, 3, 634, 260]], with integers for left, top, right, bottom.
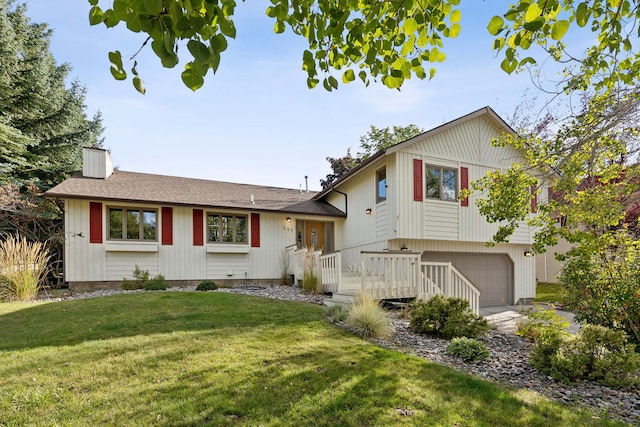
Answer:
[[531, 185, 538, 213], [193, 209, 203, 246], [161, 207, 173, 245], [251, 213, 260, 248], [413, 159, 423, 201], [89, 202, 102, 243], [460, 167, 469, 207]]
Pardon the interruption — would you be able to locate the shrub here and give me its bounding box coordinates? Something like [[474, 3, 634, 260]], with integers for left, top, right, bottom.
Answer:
[[196, 280, 218, 291], [559, 246, 640, 346], [516, 306, 571, 343], [144, 275, 167, 291], [0, 235, 50, 301], [301, 251, 321, 294], [121, 266, 166, 291], [345, 292, 392, 339], [409, 295, 489, 339], [531, 324, 639, 387], [446, 337, 490, 362], [326, 304, 348, 322]]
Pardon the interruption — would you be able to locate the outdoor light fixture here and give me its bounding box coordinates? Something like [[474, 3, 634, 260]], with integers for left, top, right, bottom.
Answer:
[[365, 208, 372, 215], [524, 250, 533, 257], [286, 217, 291, 223]]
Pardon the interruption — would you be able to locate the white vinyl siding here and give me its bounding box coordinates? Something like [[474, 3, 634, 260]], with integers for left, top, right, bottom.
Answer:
[[106, 252, 159, 281]]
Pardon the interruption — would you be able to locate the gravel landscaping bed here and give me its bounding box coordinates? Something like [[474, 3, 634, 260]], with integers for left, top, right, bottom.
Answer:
[[41, 284, 639, 424]]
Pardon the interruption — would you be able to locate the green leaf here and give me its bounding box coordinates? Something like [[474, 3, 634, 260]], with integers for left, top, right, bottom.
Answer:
[[428, 67, 436, 79], [219, 18, 237, 38], [487, 16, 504, 35], [551, 20, 570, 41], [133, 76, 146, 94], [89, 5, 104, 25], [143, 0, 163, 15], [210, 34, 228, 53], [88, 0, 98, 6], [181, 63, 205, 91], [151, 40, 179, 68], [188, 40, 211, 62], [575, 2, 589, 27], [450, 9, 461, 23], [274, 21, 285, 34], [403, 17, 418, 34], [524, 2, 542, 22], [449, 23, 460, 38], [328, 76, 339, 89], [108, 50, 126, 80], [342, 69, 355, 83], [523, 19, 544, 32], [500, 57, 517, 73], [306, 78, 319, 89]]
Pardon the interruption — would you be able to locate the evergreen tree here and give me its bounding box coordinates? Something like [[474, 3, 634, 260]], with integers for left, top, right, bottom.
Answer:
[[0, 0, 103, 278], [0, 0, 103, 189]]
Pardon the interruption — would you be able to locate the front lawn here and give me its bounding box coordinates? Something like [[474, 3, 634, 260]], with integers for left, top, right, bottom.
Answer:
[[534, 282, 565, 304], [0, 292, 619, 426]]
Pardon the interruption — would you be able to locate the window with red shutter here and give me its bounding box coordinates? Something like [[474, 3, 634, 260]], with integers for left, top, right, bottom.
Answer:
[[251, 213, 260, 247]]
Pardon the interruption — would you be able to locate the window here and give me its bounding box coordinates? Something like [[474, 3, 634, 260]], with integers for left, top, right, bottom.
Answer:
[[109, 207, 156, 240], [207, 213, 247, 244], [376, 168, 387, 203], [425, 166, 457, 201]]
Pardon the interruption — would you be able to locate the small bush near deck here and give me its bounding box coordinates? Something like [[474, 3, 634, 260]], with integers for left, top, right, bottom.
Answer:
[[0, 235, 50, 301], [516, 306, 571, 343], [409, 295, 489, 339], [302, 270, 320, 294], [345, 292, 392, 339], [446, 337, 490, 362], [144, 275, 167, 291], [531, 324, 639, 387], [196, 281, 218, 291]]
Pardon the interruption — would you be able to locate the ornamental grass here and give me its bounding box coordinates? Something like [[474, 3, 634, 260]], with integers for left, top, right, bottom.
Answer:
[[0, 235, 50, 301], [345, 292, 392, 339]]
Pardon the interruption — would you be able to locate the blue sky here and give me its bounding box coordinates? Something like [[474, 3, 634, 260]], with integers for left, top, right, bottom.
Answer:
[[25, 1, 587, 191]]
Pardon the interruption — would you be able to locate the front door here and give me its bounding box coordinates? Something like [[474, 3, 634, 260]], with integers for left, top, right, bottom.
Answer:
[[304, 221, 325, 251]]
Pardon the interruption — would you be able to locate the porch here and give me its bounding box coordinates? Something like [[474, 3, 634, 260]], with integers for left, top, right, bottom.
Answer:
[[287, 248, 481, 315]]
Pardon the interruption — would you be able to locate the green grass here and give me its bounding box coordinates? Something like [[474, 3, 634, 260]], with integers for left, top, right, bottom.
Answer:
[[0, 292, 621, 426], [534, 282, 565, 304]]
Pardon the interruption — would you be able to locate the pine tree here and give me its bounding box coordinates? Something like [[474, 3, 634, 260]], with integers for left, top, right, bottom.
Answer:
[[0, 0, 103, 189]]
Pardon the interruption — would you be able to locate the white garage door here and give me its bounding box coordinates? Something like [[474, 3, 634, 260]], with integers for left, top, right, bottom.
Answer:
[[422, 252, 514, 306]]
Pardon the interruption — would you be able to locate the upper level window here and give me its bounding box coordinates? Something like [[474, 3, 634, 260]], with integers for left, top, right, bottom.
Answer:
[[109, 207, 157, 240], [425, 166, 457, 201], [207, 213, 247, 244], [376, 168, 387, 203]]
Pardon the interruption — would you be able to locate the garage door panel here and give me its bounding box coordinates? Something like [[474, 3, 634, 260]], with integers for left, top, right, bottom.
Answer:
[[422, 252, 513, 306]]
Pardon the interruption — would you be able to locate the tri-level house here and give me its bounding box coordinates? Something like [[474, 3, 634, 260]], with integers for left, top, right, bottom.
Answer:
[[46, 107, 542, 313]]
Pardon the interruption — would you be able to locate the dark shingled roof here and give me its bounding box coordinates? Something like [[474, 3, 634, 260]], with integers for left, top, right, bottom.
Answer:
[[46, 171, 346, 217]]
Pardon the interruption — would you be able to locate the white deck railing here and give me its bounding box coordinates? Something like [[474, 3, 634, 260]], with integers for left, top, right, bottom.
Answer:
[[420, 261, 480, 314], [307, 249, 481, 314], [319, 251, 341, 293], [361, 251, 420, 299]]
